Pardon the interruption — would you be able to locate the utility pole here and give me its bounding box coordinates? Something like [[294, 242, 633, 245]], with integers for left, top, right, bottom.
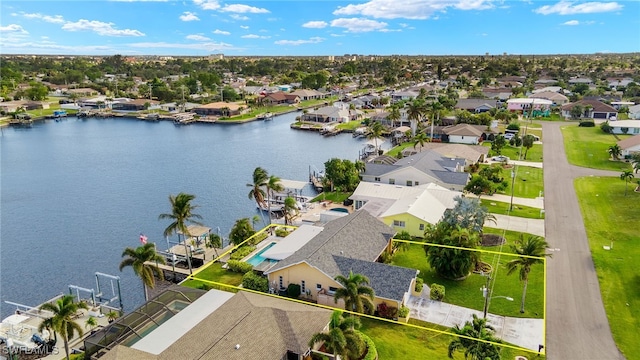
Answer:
[[482, 275, 491, 318]]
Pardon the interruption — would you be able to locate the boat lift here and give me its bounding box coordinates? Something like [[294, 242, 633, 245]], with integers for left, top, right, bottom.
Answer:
[[68, 272, 123, 313]]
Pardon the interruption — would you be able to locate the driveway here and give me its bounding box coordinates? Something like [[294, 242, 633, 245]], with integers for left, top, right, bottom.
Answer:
[[486, 214, 545, 237], [542, 122, 624, 359], [406, 295, 544, 352]]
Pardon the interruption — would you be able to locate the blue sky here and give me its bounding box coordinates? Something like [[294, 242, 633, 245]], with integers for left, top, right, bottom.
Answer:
[[1, 0, 638, 56]]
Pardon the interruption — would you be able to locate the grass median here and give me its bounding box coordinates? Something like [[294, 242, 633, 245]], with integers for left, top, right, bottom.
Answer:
[[575, 176, 640, 360]]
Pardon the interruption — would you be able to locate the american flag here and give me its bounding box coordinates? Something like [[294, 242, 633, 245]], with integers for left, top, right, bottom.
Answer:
[[139, 233, 148, 244]]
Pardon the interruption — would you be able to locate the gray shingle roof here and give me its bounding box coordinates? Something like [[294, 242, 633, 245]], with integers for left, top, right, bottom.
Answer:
[[363, 151, 470, 186], [266, 211, 395, 276], [333, 256, 417, 302]]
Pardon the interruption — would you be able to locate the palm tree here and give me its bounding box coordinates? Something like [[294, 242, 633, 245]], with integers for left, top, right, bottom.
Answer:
[[505, 235, 551, 313], [406, 99, 427, 137], [334, 271, 375, 315], [620, 169, 635, 196], [448, 314, 501, 360], [367, 121, 384, 152], [428, 101, 444, 141], [608, 144, 622, 160], [266, 174, 284, 223], [308, 310, 364, 360], [387, 105, 401, 128], [38, 295, 89, 360], [119, 243, 166, 301], [208, 233, 222, 259], [413, 131, 429, 150], [158, 192, 203, 274], [283, 196, 299, 225], [634, 161, 640, 174], [229, 217, 256, 246], [247, 167, 269, 225]]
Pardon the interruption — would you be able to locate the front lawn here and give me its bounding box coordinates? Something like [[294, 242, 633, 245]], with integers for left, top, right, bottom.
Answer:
[[481, 199, 545, 219], [484, 142, 543, 162], [575, 177, 640, 360], [479, 164, 544, 199], [562, 124, 632, 171], [360, 317, 544, 359], [181, 262, 244, 289], [391, 243, 544, 319]]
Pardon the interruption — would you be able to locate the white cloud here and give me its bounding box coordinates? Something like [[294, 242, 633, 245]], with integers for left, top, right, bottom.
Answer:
[[0, 24, 28, 33], [330, 33, 345, 37], [62, 20, 145, 37], [213, 29, 230, 35], [241, 34, 270, 39], [240, 25, 249, 29], [1, 41, 113, 53], [378, 28, 402, 32], [220, 4, 269, 13], [180, 11, 200, 21], [20, 12, 65, 24], [186, 34, 210, 41], [193, 0, 220, 10], [330, 17, 388, 32], [302, 21, 328, 29], [274, 37, 325, 46], [562, 20, 580, 25], [230, 14, 250, 20], [333, 0, 494, 20], [534, 1, 622, 15], [109, 0, 168, 2], [128, 41, 236, 51]]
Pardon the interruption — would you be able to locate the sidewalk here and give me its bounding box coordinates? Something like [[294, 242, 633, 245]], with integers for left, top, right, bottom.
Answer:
[[406, 294, 544, 352], [487, 214, 545, 237], [487, 159, 543, 169], [469, 193, 544, 209]]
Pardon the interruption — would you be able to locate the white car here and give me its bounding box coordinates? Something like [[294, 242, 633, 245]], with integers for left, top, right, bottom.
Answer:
[[503, 132, 516, 140], [492, 155, 510, 162]]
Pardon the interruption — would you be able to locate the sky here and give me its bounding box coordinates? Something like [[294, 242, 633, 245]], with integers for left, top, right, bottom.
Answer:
[[1, 0, 639, 56]]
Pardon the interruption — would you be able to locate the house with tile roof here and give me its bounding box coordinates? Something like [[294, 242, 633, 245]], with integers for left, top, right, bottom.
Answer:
[[350, 182, 461, 237], [261, 91, 300, 105], [361, 150, 470, 191], [529, 91, 569, 105], [265, 211, 418, 312], [92, 288, 332, 360], [617, 134, 640, 158], [454, 98, 500, 113], [290, 89, 326, 101], [561, 99, 618, 120]]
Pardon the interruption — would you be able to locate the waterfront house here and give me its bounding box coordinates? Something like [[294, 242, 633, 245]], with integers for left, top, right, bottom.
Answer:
[[264, 211, 418, 312], [617, 134, 640, 158], [260, 91, 300, 106], [360, 150, 470, 191], [87, 287, 332, 360], [290, 89, 326, 101], [561, 99, 618, 120], [112, 99, 160, 112], [159, 102, 200, 112], [350, 182, 461, 237], [301, 106, 351, 123], [192, 102, 248, 117], [0, 100, 28, 113]]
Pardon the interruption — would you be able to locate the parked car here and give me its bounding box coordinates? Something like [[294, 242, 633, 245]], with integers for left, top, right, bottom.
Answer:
[[503, 132, 516, 140], [492, 155, 510, 162]]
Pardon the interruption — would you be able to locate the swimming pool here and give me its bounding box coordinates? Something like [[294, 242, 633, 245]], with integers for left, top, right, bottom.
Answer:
[[246, 242, 277, 266]]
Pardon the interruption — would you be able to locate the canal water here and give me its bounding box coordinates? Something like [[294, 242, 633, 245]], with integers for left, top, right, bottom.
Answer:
[[0, 112, 380, 317]]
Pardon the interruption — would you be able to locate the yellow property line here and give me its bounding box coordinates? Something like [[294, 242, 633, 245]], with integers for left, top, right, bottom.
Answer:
[[392, 239, 547, 260], [185, 277, 543, 356]]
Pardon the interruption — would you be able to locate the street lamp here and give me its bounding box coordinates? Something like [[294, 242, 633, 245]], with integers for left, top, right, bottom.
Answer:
[[481, 276, 514, 318], [509, 168, 516, 211]]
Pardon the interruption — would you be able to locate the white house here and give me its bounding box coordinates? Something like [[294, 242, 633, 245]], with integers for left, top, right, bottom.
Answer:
[[617, 134, 640, 158], [628, 104, 640, 120], [609, 120, 640, 135]]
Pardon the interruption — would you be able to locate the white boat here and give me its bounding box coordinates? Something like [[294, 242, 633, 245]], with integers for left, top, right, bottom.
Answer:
[[257, 202, 284, 212], [258, 112, 274, 120]]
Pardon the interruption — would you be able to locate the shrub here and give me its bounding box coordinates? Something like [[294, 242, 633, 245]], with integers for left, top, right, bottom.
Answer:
[[415, 277, 424, 292], [398, 305, 410, 318], [359, 332, 378, 360], [376, 303, 398, 319], [227, 260, 253, 274], [230, 245, 256, 260], [430, 283, 445, 301], [275, 228, 289, 237], [242, 271, 268, 292], [287, 283, 301, 298], [599, 121, 612, 133], [579, 120, 596, 127], [506, 122, 520, 131]]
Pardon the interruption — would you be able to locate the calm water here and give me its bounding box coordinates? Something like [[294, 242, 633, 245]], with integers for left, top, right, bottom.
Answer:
[[0, 112, 377, 318]]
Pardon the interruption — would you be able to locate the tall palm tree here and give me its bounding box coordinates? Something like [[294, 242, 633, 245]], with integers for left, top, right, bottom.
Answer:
[[266, 174, 284, 223], [308, 310, 364, 360], [505, 235, 551, 313], [208, 233, 222, 259], [413, 131, 429, 150], [428, 101, 444, 141], [367, 121, 384, 152], [38, 295, 89, 360], [387, 105, 401, 128], [247, 167, 269, 225], [608, 144, 622, 160], [448, 314, 501, 360], [620, 169, 635, 196], [334, 271, 375, 315], [158, 192, 203, 274], [119, 243, 166, 300], [283, 196, 299, 225], [406, 99, 427, 137]]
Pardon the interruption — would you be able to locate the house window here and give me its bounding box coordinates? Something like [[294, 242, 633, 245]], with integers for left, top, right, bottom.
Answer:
[[389, 179, 395, 185], [375, 177, 381, 182], [317, 283, 322, 290], [406, 180, 413, 186], [279, 276, 283, 289], [328, 287, 338, 295], [419, 224, 425, 231], [301, 280, 306, 293], [634, 128, 640, 134], [415, 181, 419, 186], [393, 220, 406, 228]]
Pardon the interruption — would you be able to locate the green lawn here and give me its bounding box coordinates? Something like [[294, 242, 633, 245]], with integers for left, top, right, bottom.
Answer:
[[484, 142, 543, 162], [481, 199, 545, 219], [310, 191, 351, 203], [360, 317, 544, 359], [391, 243, 544, 319], [574, 177, 640, 360], [562, 124, 632, 171], [478, 164, 544, 199], [181, 262, 244, 289], [386, 141, 414, 158], [336, 120, 363, 131]]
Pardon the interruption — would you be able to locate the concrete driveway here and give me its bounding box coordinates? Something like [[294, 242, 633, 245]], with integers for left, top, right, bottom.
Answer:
[[486, 213, 545, 237], [542, 122, 624, 359]]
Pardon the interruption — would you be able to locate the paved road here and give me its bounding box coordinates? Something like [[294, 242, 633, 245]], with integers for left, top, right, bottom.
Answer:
[[542, 122, 624, 359]]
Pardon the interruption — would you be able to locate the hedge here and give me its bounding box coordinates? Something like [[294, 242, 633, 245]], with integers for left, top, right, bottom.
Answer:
[[227, 260, 253, 274], [242, 271, 269, 292], [230, 245, 256, 260], [359, 331, 378, 360]]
